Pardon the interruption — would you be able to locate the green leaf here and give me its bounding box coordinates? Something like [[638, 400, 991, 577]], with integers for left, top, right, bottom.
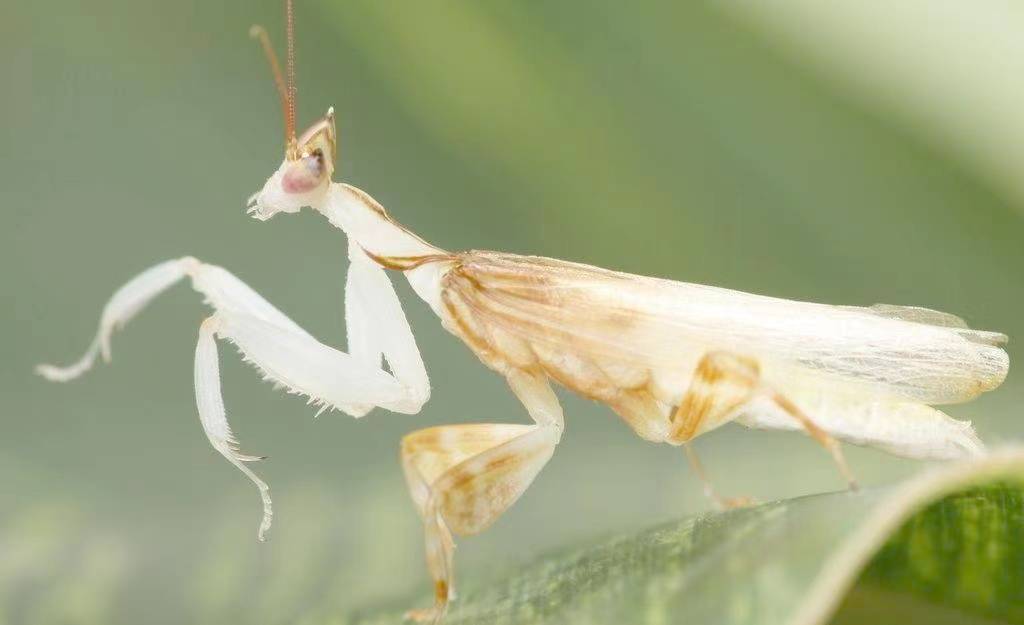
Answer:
[[347, 449, 1024, 625]]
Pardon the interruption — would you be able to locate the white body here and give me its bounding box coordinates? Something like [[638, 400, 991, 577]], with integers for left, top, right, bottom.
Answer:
[[246, 171, 1008, 622], [253, 178, 1006, 461], [41, 122, 1009, 625], [39, 8, 1011, 620]]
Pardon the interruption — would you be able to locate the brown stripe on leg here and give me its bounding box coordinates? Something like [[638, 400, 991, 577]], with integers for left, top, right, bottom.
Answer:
[[668, 351, 761, 443], [401, 424, 534, 516], [667, 352, 761, 507], [400, 423, 558, 623], [435, 425, 558, 535]]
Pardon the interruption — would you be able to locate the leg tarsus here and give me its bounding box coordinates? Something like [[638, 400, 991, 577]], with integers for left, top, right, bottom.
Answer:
[[403, 501, 454, 623], [35, 338, 102, 382], [36, 257, 192, 381], [403, 579, 451, 624], [195, 316, 274, 541], [403, 604, 448, 625], [683, 443, 756, 510], [222, 453, 273, 542]]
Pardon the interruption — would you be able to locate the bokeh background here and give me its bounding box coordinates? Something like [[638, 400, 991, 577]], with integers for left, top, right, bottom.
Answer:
[[3, 1, 1024, 623]]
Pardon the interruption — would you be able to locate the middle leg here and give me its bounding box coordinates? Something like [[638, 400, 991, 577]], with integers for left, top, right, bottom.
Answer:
[[401, 369, 563, 623]]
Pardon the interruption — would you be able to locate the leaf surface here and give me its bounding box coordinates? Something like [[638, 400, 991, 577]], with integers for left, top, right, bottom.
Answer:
[[349, 449, 1024, 625]]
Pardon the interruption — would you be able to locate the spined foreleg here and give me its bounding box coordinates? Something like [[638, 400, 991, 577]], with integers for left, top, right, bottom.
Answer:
[[38, 256, 431, 539]]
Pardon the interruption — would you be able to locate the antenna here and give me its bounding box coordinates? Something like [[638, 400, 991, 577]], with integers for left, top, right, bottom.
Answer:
[[285, 0, 297, 154], [249, 0, 298, 158]]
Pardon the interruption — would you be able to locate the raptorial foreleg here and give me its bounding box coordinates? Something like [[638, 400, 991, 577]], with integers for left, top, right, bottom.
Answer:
[[343, 243, 429, 415], [37, 256, 431, 539], [195, 316, 273, 540]]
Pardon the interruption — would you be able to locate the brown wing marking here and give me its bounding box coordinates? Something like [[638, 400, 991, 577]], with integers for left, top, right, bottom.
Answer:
[[444, 257, 669, 442], [441, 252, 1008, 405]]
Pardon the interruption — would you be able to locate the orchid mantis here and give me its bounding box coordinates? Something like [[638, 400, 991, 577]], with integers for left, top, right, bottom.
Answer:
[[254, 163, 1010, 623], [39, 2, 1010, 624], [240, 5, 1009, 623]]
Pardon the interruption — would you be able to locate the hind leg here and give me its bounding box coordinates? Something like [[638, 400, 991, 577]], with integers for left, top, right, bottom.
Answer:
[[769, 392, 858, 489], [667, 351, 858, 492]]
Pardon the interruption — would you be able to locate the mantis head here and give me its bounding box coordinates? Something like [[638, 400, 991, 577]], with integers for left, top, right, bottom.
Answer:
[[247, 109, 337, 220], [245, 4, 337, 221]]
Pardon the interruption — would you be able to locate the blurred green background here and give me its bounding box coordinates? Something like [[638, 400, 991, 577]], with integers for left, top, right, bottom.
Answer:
[[3, 1, 1023, 623]]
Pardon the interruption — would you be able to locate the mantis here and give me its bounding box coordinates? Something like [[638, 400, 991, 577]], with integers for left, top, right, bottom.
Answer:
[[38, 2, 1010, 623]]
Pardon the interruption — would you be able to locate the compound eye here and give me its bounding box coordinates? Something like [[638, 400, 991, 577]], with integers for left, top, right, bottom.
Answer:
[[281, 150, 326, 194]]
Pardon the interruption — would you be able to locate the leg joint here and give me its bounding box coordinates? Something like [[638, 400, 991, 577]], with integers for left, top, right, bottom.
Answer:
[[179, 255, 202, 276], [668, 351, 762, 443]]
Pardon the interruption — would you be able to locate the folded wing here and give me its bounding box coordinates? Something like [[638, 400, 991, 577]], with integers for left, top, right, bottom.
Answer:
[[446, 252, 1008, 405]]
